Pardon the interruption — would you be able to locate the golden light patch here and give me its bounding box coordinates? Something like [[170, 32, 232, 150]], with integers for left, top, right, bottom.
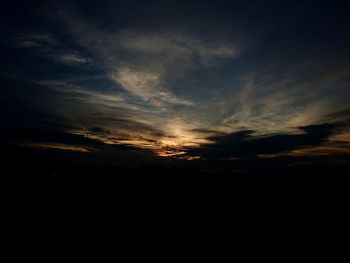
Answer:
[[259, 142, 350, 158], [22, 143, 91, 153], [74, 121, 209, 159], [331, 131, 350, 143]]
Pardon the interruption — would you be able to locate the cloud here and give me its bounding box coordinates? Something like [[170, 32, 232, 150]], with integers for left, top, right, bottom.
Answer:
[[87, 127, 111, 135], [324, 109, 350, 122], [115, 30, 236, 68], [259, 125, 350, 158], [23, 142, 91, 153], [32, 80, 182, 151], [62, 18, 237, 107], [220, 64, 350, 135], [259, 142, 350, 158], [111, 67, 192, 106], [16, 34, 58, 49], [185, 123, 346, 160], [0, 77, 166, 151], [37, 80, 167, 136], [55, 52, 92, 65], [0, 127, 157, 162], [5, 6, 350, 161], [15, 33, 93, 66], [36, 80, 126, 106]]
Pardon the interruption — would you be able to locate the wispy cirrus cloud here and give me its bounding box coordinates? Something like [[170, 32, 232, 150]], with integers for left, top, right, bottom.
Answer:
[[220, 63, 350, 135], [15, 33, 93, 66], [109, 31, 236, 106], [60, 15, 238, 107], [111, 68, 193, 106]]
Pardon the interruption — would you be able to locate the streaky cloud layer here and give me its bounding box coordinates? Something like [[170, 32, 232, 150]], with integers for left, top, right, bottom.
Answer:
[[1, 0, 350, 160]]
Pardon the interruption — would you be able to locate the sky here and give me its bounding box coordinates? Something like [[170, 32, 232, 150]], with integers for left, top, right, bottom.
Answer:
[[1, 0, 350, 164]]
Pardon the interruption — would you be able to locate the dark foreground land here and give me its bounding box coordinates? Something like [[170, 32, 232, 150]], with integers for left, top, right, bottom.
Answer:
[[3, 144, 350, 222]]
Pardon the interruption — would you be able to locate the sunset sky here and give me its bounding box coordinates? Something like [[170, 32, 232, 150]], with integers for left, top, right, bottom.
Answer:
[[1, 0, 350, 164]]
